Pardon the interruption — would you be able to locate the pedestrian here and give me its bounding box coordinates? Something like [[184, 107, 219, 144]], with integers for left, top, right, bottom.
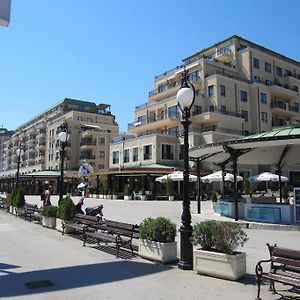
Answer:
[[75, 197, 84, 214], [44, 185, 53, 206]]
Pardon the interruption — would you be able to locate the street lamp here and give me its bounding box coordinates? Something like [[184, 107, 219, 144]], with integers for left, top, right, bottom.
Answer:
[[58, 122, 69, 203], [177, 68, 195, 270], [16, 145, 24, 188]]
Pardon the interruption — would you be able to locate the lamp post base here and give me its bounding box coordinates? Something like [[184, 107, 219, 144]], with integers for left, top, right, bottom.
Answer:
[[178, 226, 193, 270]]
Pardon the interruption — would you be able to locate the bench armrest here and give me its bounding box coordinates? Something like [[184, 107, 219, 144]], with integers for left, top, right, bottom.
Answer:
[[255, 258, 272, 277]]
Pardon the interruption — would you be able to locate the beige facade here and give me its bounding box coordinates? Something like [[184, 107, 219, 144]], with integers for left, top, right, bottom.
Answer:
[[1, 99, 119, 178], [111, 35, 300, 176]]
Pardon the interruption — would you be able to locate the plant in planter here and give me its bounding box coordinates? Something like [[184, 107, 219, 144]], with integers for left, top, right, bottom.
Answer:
[[166, 178, 174, 201], [191, 220, 248, 280], [112, 182, 118, 200], [282, 185, 290, 203], [9, 188, 18, 214], [140, 185, 146, 201], [41, 205, 58, 229], [14, 187, 25, 209], [56, 196, 76, 232], [138, 217, 177, 263], [124, 183, 131, 200]]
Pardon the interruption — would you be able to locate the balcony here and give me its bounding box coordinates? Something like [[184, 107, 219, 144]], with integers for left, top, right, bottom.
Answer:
[[36, 142, 46, 149], [130, 114, 180, 134], [149, 82, 180, 102], [191, 107, 243, 125], [270, 101, 299, 116], [268, 82, 298, 99], [215, 48, 233, 63], [80, 139, 97, 148]]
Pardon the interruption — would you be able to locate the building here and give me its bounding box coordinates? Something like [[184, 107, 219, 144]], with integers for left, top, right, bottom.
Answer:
[[1, 99, 119, 191], [110, 35, 300, 190], [0, 0, 11, 26], [0, 127, 14, 172]]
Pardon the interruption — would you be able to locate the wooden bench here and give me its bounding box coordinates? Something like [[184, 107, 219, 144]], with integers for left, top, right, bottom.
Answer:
[[255, 243, 300, 299], [83, 220, 137, 258], [62, 214, 100, 235], [16, 203, 42, 222]]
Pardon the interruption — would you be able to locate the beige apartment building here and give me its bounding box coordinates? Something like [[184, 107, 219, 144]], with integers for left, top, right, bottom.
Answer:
[[110, 35, 300, 189], [1, 99, 119, 191]]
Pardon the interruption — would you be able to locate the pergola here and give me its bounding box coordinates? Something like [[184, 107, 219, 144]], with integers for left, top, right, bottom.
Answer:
[[189, 125, 300, 221]]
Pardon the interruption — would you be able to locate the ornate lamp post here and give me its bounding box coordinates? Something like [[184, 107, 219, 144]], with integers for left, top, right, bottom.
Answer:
[[16, 145, 24, 188], [58, 123, 69, 203], [177, 68, 195, 270]]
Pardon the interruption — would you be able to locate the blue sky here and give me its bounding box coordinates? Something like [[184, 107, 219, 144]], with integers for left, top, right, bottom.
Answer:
[[1, 0, 300, 133]]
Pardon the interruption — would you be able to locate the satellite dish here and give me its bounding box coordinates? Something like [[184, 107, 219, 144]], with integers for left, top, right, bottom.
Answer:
[[78, 163, 93, 177]]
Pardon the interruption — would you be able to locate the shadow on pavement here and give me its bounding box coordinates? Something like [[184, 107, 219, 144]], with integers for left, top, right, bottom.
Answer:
[[0, 260, 171, 297]]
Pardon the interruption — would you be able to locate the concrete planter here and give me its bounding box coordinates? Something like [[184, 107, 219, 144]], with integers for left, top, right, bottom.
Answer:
[[168, 196, 174, 201], [139, 239, 177, 263], [107, 194, 112, 200], [140, 195, 146, 201], [124, 195, 132, 200], [100, 194, 104, 199], [9, 206, 15, 214], [193, 249, 246, 281], [56, 218, 75, 234], [42, 216, 57, 229], [112, 195, 118, 200]]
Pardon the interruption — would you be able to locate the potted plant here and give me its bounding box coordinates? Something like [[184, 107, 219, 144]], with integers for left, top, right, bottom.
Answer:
[[166, 178, 174, 201], [282, 185, 290, 203], [138, 217, 177, 263], [124, 183, 131, 200], [191, 220, 248, 280], [112, 182, 118, 200], [107, 189, 112, 200], [41, 205, 58, 229], [10, 188, 19, 214], [15, 187, 26, 216], [56, 196, 76, 233], [140, 185, 146, 201]]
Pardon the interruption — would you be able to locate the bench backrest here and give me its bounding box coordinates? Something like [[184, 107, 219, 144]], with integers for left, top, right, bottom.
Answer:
[[268, 243, 300, 269], [25, 203, 39, 211], [73, 214, 99, 224], [105, 220, 135, 236]]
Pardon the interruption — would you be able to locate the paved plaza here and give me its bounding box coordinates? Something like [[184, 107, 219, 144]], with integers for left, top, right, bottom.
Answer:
[[0, 196, 300, 299]]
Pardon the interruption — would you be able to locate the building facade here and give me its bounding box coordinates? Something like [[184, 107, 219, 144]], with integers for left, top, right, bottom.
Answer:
[[1, 99, 119, 179], [110, 35, 300, 182], [0, 128, 14, 172]]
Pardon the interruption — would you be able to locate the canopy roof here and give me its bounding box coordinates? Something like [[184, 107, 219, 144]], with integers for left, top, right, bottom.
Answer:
[[189, 125, 300, 166]]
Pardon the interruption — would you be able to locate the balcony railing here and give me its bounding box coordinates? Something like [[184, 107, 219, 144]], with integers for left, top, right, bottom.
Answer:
[[79, 155, 95, 160], [271, 101, 299, 113], [80, 140, 96, 146], [192, 106, 242, 118]]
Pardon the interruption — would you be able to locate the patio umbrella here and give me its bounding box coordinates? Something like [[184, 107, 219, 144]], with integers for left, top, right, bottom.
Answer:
[[155, 171, 197, 183], [249, 172, 288, 192], [77, 182, 88, 189], [201, 171, 243, 183], [155, 171, 197, 195], [249, 172, 288, 183]]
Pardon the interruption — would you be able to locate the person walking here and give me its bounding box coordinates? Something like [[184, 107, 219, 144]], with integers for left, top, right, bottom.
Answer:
[[44, 185, 53, 206]]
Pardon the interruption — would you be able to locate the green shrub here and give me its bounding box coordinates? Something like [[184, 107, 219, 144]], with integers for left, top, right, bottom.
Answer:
[[211, 191, 218, 202], [14, 187, 25, 208], [282, 185, 289, 199], [10, 188, 18, 207], [243, 175, 250, 195], [124, 183, 130, 196], [191, 220, 248, 255], [56, 196, 76, 220], [139, 217, 177, 243], [42, 205, 58, 217]]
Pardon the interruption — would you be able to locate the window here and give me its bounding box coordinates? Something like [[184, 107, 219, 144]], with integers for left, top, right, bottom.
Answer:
[[285, 70, 292, 77], [99, 138, 105, 145], [179, 144, 184, 160], [137, 115, 147, 124], [209, 105, 215, 112], [253, 76, 261, 83], [260, 92, 267, 104], [112, 151, 119, 164], [208, 85, 214, 97], [168, 105, 178, 118], [99, 151, 105, 158], [266, 80, 273, 86], [220, 85, 226, 97], [240, 90, 248, 102], [189, 70, 199, 82], [265, 62, 272, 73], [124, 149, 129, 163], [261, 112, 268, 123], [168, 127, 177, 136], [98, 164, 105, 170], [158, 83, 167, 93], [161, 144, 174, 160], [221, 105, 226, 114], [241, 110, 248, 122], [276, 66, 282, 77], [143, 145, 152, 160], [253, 57, 260, 69], [133, 147, 139, 162], [193, 105, 202, 115]]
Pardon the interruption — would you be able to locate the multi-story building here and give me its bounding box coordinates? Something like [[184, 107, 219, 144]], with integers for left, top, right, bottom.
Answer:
[[110, 35, 300, 187], [1, 99, 119, 180], [0, 128, 14, 172]]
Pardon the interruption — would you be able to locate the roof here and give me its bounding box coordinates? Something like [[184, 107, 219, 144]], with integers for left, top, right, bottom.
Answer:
[[20, 170, 61, 178], [189, 125, 300, 166]]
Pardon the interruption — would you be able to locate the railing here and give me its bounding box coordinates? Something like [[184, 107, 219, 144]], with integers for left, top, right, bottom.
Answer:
[[80, 140, 96, 146], [79, 155, 95, 160], [271, 101, 299, 113], [253, 78, 298, 93], [206, 71, 248, 84], [192, 106, 242, 118], [155, 64, 184, 80], [135, 94, 177, 112], [190, 126, 244, 136]]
